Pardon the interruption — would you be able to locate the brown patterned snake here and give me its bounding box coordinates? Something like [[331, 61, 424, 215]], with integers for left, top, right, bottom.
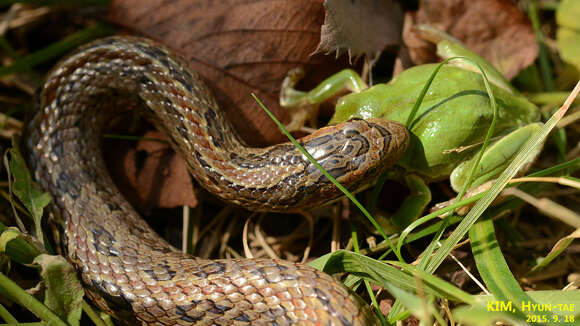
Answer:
[[23, 36, 409, 325]]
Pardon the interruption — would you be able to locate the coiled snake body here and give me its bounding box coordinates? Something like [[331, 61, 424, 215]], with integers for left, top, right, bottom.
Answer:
[[24, 37, 409, 325]]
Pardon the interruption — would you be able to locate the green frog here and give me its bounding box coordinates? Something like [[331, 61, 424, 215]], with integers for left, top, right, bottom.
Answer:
[[280, 42, 541, 229]]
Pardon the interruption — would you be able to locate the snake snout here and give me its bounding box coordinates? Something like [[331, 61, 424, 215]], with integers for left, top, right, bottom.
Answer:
[[311, 118, 409, 195], [341, 118, 409, 173], [366, 118, 410, 166]]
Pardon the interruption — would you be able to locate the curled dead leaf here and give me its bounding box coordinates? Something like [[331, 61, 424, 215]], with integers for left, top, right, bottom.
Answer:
[[104, 130, 197, 212], [403, 0, 538, 79], [109, 0, 328, 146], [314, 0, 404, 61], [106, 0, 355, 210]]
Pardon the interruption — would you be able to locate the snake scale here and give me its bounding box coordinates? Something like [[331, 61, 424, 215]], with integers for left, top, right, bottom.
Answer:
[[23, 36, 409, 325]]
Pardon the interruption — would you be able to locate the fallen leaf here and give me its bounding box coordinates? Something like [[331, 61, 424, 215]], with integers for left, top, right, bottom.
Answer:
[[104, 130, 197, 213], [314, 0, 403, 60], [107, 0, 357, 211], [529, 229, 580, 273], [109, 0, 327, 146], [379, 298, 393, 315], [403, 0, 538, 79]]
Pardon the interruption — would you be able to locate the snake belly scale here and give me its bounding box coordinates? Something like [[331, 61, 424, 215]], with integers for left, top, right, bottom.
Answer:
[[24, 36, 409, 325]]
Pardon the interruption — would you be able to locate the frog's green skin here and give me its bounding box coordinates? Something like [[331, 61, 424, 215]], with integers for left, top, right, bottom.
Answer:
[[329, 64, 540, 186], [281, 63, 542, 228]]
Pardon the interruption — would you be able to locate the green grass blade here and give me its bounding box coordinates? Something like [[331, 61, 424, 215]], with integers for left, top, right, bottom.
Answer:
[[529, 0, 556, 91], [0, 302, 18, 323], [81, 300, 110, 326], [425, 81, 580, 274], [470, 218, 554, 325], [319, 250, 476, 304], [454, 305, 528, 326], [350, 225, 386, 325], [0, 24, 114, 77], [251, 93, 403, 261]]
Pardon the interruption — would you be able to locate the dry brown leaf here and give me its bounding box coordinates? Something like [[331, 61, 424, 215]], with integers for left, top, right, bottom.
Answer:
[[378, 298, 393, 315], [106, 0, 355, 211], [104, 130, 197, 212], [403, 0, 538, 79], [314, 0, 403, 60], [109, 0, 327, 146]]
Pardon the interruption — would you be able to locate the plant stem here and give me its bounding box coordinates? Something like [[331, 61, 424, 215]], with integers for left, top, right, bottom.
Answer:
[[0, 272, 68, 326]]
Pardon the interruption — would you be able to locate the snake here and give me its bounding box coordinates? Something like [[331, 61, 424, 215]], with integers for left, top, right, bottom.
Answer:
[[23, 36, 409, 325]]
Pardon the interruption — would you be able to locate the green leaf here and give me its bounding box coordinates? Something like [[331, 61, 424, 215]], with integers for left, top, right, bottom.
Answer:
[[0, 227, 20, 253], [557, 0, 580, 30], [557, 0, 580, 72], [470, 219, 555, 325], [557, 29, 580, 73], [460, 290, 580, 326], [0, 222, 42, 265], [8, 139, 51, 242], [34, 254, 84, 326], [454, 305, 528, 326]]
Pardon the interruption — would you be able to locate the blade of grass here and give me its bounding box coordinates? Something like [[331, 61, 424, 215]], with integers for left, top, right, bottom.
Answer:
[[319, 250, 477, 304], [350, 224, 386, 325], [527, 156, 580, 177], [470, 218, 555, 325], [0, 36, 19, 59], [0, 303, 18, 323], [251, 93, 403, 262], [425, 81, 580, 274], [396, 157, 580, 255], [82, 301, 109, 326], [529, 0, 568, 161], [0, 23, 114, 77], [529, 0, 556, 91], [528, 91, 580, 105], [397, 193, 482, 254]]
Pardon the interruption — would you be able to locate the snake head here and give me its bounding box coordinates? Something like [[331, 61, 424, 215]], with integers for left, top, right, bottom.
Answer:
[[294, 118, 409, 209]]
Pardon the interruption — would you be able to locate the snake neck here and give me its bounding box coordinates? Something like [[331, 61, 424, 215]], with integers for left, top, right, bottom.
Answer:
[[21, 36, 403, 325], [27, 36, 409, 213]]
